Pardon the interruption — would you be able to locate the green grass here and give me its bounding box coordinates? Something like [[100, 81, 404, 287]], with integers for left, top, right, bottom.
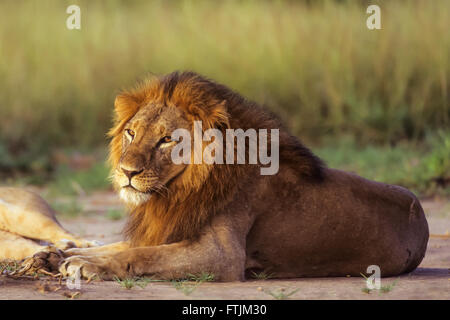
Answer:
[[170, 272, 215, 296], [250, 270, 275, 280], [171, 280, 200, 296], [0, 0, 448, 173], [5, 130, 446, 198], [360, 272, 398, 294], [264, 288, 300, 300], [3, 149, 112, 197], [0, 260, 20, 274], [113, 276, 154, 290], [47, 162, 111, 196], [112, 274, 214, 292], [49, 198, 83, 217], [106, 209, 125, 221], [361, 281, 397, 295], [185, 272, 215, 282], [379, 281, 397, 294], [3, 130, 446, 198], [315, 131, 450, 196], [113, 277, 135, 289], [361, 287, 372, 294]]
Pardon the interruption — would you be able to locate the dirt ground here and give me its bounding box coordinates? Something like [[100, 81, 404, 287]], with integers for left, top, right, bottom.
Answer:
[[0, 191, 449, 300]]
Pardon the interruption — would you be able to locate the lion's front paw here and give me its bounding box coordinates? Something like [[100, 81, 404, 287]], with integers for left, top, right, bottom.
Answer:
[[11, 246, 64, 277], [32, 247, 65, 271], [59, 255, 124, 280], [59, 256, 98, 280]]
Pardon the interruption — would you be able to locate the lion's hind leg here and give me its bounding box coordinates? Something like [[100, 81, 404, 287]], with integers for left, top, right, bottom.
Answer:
[[0, 187, 100, 249], [0, 230, 45, 261]]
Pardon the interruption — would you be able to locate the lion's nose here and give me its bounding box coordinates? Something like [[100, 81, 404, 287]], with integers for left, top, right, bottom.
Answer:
[[121, 166, 143, 180]]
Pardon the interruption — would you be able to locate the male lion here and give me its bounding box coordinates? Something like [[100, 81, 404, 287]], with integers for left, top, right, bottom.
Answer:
[[0, 71, 428, 281]]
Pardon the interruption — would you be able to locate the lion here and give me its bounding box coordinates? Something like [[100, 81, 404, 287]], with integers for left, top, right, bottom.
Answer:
[[0, 71, 429, 281], [0, 187, 100, 261]]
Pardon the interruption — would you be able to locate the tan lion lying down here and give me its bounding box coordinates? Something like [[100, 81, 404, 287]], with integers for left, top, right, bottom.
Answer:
[[0, 72, 429, 281], [0, 187, 101, 261]]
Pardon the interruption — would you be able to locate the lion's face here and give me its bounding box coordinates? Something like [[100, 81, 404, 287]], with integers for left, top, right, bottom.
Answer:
[[113, 103, 190, 206]]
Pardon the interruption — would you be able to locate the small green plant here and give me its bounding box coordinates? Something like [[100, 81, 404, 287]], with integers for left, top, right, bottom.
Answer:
[[264, 288, 300, 300], [361, 287, 372, 294], [186, 272, 215, 282], [113, 277, 135, 289], [135, 277, 161, 288], [379, 281, 397, 294], [171, 280, 200, 296], [360, 273, 398, 294], [169, 272, 215, 296], [106, 209, 124, 221], [63, 291, 81, 300], [113, 276, 138, 290], [251, 270, 275, 280], [113, 276, 161, 289]]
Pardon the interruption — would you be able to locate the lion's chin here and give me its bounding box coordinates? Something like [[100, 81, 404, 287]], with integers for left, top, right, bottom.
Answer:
[[119, 188, 151, 206]]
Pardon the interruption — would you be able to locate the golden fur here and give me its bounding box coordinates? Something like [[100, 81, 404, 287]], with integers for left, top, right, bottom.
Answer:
[[0, 187, 100, 261]]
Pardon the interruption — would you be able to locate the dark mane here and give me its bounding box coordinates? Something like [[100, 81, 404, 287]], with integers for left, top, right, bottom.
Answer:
[[161, 71, 325, 180]]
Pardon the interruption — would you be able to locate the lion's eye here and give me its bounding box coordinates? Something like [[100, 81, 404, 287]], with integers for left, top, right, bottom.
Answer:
[[157, 136, 173, 148], [125, 129, 135, 139]]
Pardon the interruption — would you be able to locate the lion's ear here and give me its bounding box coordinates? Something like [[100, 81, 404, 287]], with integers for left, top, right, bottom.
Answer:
[[114, 93, 140, 121], [190, 99, 230, 130], [108, 93, 141, 137], [210, 99, 230, 130]]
